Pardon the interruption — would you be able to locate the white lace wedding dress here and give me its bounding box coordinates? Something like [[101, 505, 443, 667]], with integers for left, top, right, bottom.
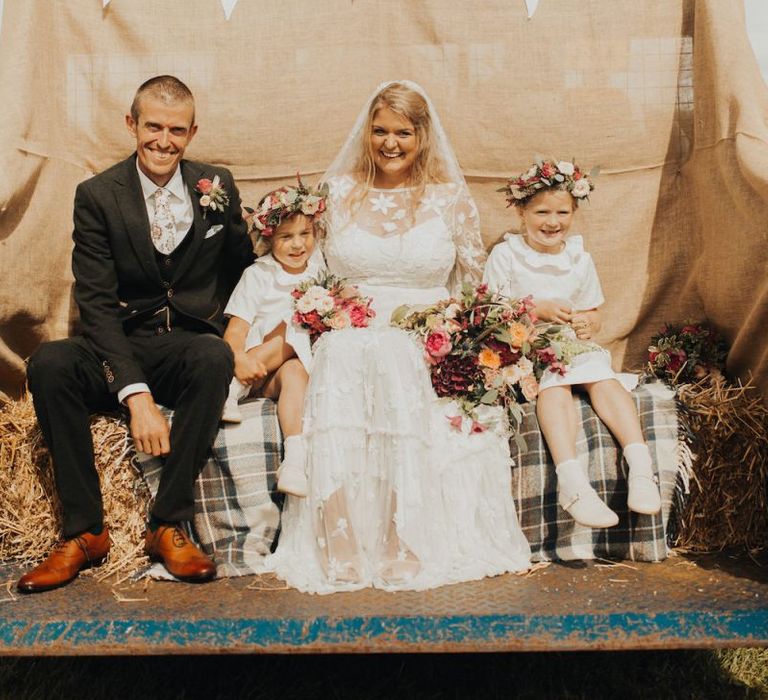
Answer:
[[267, 176, 531, 593]]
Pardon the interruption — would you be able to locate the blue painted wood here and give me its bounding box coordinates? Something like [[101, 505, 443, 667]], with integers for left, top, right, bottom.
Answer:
[[1, 554, 765, 655], [2, 609, 766, 654]]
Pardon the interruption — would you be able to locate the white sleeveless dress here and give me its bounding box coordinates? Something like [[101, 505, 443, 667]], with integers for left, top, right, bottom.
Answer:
[[267, 177, 531, 593]]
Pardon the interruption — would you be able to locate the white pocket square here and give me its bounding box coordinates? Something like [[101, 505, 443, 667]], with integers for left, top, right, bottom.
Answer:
[[204, 225, 223, 239]]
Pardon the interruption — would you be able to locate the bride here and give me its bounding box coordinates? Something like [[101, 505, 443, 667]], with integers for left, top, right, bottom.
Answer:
[[268, 80, 531, 593]]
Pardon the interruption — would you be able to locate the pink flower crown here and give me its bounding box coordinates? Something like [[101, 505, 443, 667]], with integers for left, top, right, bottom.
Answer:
[[251, 174, 329, 237], [498, 158, 597, 207]]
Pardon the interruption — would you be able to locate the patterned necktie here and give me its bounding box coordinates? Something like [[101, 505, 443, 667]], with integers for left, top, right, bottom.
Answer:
[[151, 187, 177, 254]]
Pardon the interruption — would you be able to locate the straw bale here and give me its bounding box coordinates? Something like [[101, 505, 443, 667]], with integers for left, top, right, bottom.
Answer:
[[674, 377, 768, 552], [0, 393, 150, 580]]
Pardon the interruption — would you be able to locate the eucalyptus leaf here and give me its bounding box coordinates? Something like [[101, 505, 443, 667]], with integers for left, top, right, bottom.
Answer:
[[480, 389, 498, 405]]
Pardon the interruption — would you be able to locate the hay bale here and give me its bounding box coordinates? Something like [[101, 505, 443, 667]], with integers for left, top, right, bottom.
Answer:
[[674, 377, 768, 551], [0, 393, 151, 580]]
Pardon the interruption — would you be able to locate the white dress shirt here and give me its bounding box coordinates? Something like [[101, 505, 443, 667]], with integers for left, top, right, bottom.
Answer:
[[135, 160, 194, 247], [118, 162, 194, 404]]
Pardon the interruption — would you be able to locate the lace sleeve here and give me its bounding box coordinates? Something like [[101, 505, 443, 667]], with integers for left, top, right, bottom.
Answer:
[[446, 184, 486, 296]]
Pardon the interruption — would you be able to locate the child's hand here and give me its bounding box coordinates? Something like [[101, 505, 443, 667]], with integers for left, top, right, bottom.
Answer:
[[571, 313, 592, 340], [234, 351, 268, 384], [571, 309, 601, 339], [534, 298, 573, 324]]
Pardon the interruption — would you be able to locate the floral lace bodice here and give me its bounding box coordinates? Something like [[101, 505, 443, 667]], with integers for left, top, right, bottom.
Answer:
[[323, 176, 486, 295]]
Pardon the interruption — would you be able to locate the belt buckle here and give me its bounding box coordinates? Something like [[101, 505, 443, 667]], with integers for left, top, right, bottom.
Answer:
[[153, 305, 171, 333]]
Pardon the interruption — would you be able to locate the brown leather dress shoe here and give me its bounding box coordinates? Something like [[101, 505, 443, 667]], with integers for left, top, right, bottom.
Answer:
[[17, 528, 111, 593], [145, 524, 216, 582]]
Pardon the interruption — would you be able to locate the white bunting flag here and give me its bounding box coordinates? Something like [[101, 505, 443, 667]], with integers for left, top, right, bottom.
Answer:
[[220, 0, 238, 20], [524, 0, 540, 19]]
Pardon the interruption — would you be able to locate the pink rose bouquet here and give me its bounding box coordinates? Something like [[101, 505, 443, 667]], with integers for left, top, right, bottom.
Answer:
[[292, 272, 375, 345], [393, 283, 586, 435]]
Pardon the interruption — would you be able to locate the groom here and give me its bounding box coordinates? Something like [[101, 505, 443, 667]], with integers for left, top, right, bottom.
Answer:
[[18, 76, 254, 592]]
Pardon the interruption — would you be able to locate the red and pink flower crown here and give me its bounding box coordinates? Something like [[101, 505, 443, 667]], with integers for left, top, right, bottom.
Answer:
[[499, 158, 597, 207], [251, 174, 329, 237]]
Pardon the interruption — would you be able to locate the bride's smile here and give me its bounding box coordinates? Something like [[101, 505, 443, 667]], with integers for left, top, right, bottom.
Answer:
[[370, 106, 418, 188]]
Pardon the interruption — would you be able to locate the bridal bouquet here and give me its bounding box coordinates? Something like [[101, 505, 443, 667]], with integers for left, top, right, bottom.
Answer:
[[647, 321, 728, 386], [292, 272, 376, 344], [393, 284, 592, 435]]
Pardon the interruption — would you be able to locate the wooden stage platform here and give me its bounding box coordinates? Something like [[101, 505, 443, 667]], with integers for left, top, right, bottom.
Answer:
[[0, 551, 765, 655]]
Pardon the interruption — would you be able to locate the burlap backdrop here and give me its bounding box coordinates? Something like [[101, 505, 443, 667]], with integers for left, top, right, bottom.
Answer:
[[0, 0, 766, 398]]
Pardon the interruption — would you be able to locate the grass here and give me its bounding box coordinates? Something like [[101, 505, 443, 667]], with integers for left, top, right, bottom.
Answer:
[[0, 649, 766, 699]]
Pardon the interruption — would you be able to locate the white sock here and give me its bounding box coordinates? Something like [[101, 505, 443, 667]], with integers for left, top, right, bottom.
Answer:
[[623, 443, 653, 476], [227, 378, 249, 402], [624, 442, 660, 514], [282, 435, 305, 467], [555, 458, 588, 490]]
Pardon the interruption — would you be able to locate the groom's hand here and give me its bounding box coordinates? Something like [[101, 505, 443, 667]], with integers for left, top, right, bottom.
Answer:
[[125, 392, 171, 456]]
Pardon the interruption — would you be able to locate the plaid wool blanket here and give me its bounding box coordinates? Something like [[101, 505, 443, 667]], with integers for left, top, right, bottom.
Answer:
[[510, 380, 684, 562], [137, 381, 683, 576], [138, 399, 282, 577]]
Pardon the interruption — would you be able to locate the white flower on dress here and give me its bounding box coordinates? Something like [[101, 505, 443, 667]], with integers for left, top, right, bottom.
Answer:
[[381, 222, 398, 234], [369, 192, 397, 214], [557, 161, 575, 176], [392, 209, 406, 221], [329, 176, 354, 199], [418, 190, 445, 216], [331, 517, 349, 539]]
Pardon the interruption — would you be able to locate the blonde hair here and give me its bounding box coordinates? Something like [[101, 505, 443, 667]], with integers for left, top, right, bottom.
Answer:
[[349, 82, 447, 210]]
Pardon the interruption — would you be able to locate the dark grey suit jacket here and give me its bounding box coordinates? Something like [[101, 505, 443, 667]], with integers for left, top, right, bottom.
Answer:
[[71, 154, 254, 394]]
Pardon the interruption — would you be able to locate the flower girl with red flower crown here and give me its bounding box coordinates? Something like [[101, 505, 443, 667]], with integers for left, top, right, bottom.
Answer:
[[484, 158, 662, 528], [222, 177, 327, 497]]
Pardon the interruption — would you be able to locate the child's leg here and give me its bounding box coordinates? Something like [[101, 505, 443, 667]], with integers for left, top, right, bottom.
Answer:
[[261, 359, 309, 497], [537, 386, 619, 528], [246, 322, 297, 377], [583, 379, 661, 514], [536, 385, 579, 464]]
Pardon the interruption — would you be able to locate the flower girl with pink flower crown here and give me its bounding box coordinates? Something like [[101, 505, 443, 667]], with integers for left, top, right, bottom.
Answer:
[[222, 177, 327, 497], [484, 158, 662, 528]]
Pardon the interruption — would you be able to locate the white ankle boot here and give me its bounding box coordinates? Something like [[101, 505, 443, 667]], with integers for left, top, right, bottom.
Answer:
[[277, 435, 308, 497], [556, 460, 619, 528], [624, 443, 661, 515]]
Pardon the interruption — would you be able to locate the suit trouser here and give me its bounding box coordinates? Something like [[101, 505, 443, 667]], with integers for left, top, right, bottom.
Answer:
[[27, 330, 234, 538]]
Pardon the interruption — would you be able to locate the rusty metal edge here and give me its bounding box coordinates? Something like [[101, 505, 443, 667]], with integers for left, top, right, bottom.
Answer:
[[0, 609, 765, 656]]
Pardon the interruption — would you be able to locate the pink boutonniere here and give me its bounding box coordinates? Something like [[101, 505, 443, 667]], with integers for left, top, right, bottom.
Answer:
[[195, 175, 229, 217]]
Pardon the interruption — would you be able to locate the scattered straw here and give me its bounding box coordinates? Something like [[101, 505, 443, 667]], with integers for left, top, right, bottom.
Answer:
[[0, 393, 151, 580], [246, 573, 291, 591], [674, 377, 768, 552]]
